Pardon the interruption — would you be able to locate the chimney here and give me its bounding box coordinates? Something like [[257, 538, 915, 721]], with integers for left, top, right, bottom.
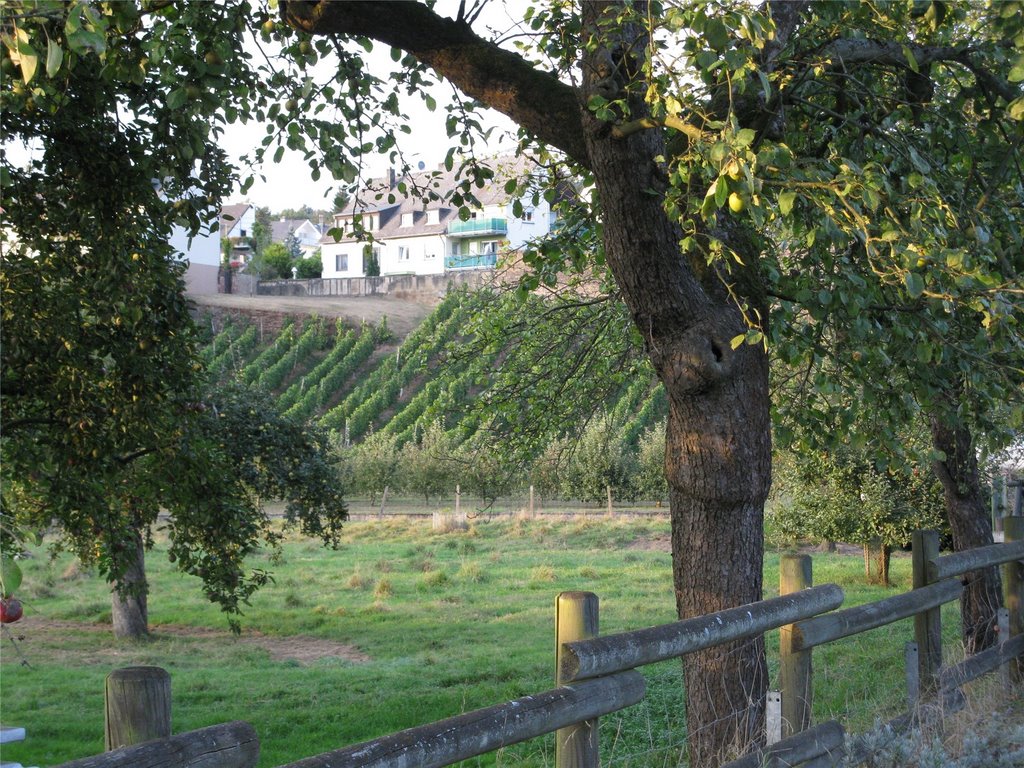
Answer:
[[387, 168, 397, 188]]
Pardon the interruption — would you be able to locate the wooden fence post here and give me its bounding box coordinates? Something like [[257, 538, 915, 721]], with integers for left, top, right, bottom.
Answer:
[[555, 592, 599, 768], [779, 554, 812, 737], [912, 530, 942, 696], [104, 666, 171, 751], [1003, 517, 1023, 683]]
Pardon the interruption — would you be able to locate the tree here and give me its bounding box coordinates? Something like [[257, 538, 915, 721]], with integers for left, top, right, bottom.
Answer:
[[363, 244, 381, 277], [277, 4, 1022, 761], [0, 1, 347, 639], [252, 206, 273, 257], [296, 250, 323, 279], [400, 420, 455, 504], [261, 242, 294, 279], [350, 429, 400, 506], [283, 228, 304, 259]]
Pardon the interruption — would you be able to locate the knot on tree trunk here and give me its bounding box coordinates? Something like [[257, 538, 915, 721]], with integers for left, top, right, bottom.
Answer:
[[652, 317, 740, 396]]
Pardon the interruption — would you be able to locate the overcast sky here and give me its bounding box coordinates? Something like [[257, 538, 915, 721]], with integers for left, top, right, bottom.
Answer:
[[227, 1, 527, 214]]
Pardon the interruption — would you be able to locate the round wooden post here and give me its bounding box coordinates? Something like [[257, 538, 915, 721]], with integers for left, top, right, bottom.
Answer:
[[104, 666, 171, 750], [1003, 517, 1024, 683], [779, 554, 812, 738], [555, 592, 599, 768], [912, 530, 942, 696]]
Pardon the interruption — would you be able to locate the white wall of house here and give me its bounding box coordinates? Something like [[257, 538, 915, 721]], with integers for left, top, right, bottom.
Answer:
[[506, 198, 552, 249], [321, 239, 367, 278], [379, 233, 447, 276], [173, 223, 221, 295]]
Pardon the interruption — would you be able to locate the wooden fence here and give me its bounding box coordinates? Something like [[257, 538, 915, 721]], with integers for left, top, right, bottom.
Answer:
[[55, 521, 1024, 768]]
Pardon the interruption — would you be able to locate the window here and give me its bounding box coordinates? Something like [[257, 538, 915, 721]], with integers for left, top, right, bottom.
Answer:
[[522, 209, 534, 222], [401, 212, 414, 227], [426, 209, 439, 225], [481, 240, 499, 255], [398, 246, 410, 261], [450, 241, 461, 256], [239, 228, 247, 237], [336, 253, 349, 272]]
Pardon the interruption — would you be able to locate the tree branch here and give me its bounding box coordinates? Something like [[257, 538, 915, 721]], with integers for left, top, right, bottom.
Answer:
[[280, 0, 589, 166]]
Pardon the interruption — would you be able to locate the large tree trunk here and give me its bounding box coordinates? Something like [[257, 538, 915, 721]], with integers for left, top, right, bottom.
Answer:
[[112, 527, 149, 640], [577, 9, 771, 764], [930, 415, 1002, 654]]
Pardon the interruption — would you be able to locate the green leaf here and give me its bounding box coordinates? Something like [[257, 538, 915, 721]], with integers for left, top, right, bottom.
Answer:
[[1009, 53, 1024, 83], [715, 177, 728, 208], [902, 45, 919, 73], [1008, 96, 1024, 121], [705, 19, 730, 52], [778, 190, 796, 216], [905, 272, 925, 299], [0, 557, 22, 599], [730, 333, 746, 350], [735, 128, 756, 147], [45, 39, 63, 78]]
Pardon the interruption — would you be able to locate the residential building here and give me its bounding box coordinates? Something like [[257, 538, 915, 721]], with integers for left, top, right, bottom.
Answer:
[[219, 203, 255, 266], [173, 221, 221, 295], [270, 217, 323, 258], [319, 157, 554, 279]]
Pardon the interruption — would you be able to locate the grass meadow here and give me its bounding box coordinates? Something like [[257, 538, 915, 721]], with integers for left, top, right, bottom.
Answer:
[[0, 513, 978, 767]]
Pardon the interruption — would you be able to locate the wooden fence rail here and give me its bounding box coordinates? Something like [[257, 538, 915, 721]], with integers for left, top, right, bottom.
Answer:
[[57, 721, 258, 768], [52, 521, 1024, 768]]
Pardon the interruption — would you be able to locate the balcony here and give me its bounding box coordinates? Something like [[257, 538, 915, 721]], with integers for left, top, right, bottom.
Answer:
[[445, 252, 498, 270], [447, 217, 507, 237]]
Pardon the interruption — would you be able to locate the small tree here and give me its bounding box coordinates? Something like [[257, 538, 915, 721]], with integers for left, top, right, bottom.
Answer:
[[283, 228, 304, 259], [562, 412, 634, 504], [634, 420, 668, 503], [363, 244, 380, 277], [350, 429, 399, 505], [296, 250, 323, 279], [261, 243, 293, 279], [400, 420, 456, 503]]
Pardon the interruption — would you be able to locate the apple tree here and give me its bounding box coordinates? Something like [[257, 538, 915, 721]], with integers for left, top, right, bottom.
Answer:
[[0, 1, 347, 638], [276, 2, 1022, 761]]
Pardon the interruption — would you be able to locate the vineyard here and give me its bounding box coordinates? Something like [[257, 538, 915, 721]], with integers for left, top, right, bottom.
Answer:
[[199, 288, 670, 503]]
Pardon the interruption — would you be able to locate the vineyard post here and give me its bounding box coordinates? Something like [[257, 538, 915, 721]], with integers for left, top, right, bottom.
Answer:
[[1003, 516, 1023, 683], [912, 530, 942, 696], [104, 666, 171, 751], [555, 591, 599, 768], [779, 554, 812, 738]]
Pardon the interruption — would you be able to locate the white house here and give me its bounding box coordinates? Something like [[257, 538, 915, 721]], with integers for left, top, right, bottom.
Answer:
[[320, 157, 554, 279], [219, 203, 256, 266], [270, 217, 323, 257]]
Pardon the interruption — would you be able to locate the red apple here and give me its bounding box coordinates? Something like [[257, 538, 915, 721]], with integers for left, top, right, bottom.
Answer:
[[0, 596, 23, 623]]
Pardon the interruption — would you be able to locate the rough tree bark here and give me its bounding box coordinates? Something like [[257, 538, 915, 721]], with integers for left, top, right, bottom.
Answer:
[[930, 414, 1002, 654], [283, 1, 777, 763], [112, 527, 149, 640]]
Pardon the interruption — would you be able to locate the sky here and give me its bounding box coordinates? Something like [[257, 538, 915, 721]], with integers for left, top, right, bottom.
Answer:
[[226, 1, 528, 214]]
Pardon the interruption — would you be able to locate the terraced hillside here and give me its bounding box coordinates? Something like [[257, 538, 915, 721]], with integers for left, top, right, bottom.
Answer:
[[198, 288, 669, 501]]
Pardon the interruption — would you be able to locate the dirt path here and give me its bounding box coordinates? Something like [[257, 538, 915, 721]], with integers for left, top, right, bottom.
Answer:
[[9, 618, 370, 665], [190, 294, 434, 338]]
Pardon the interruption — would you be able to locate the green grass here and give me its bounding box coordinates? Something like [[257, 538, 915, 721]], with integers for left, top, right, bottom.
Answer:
[[0, 518, 965, 767]]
